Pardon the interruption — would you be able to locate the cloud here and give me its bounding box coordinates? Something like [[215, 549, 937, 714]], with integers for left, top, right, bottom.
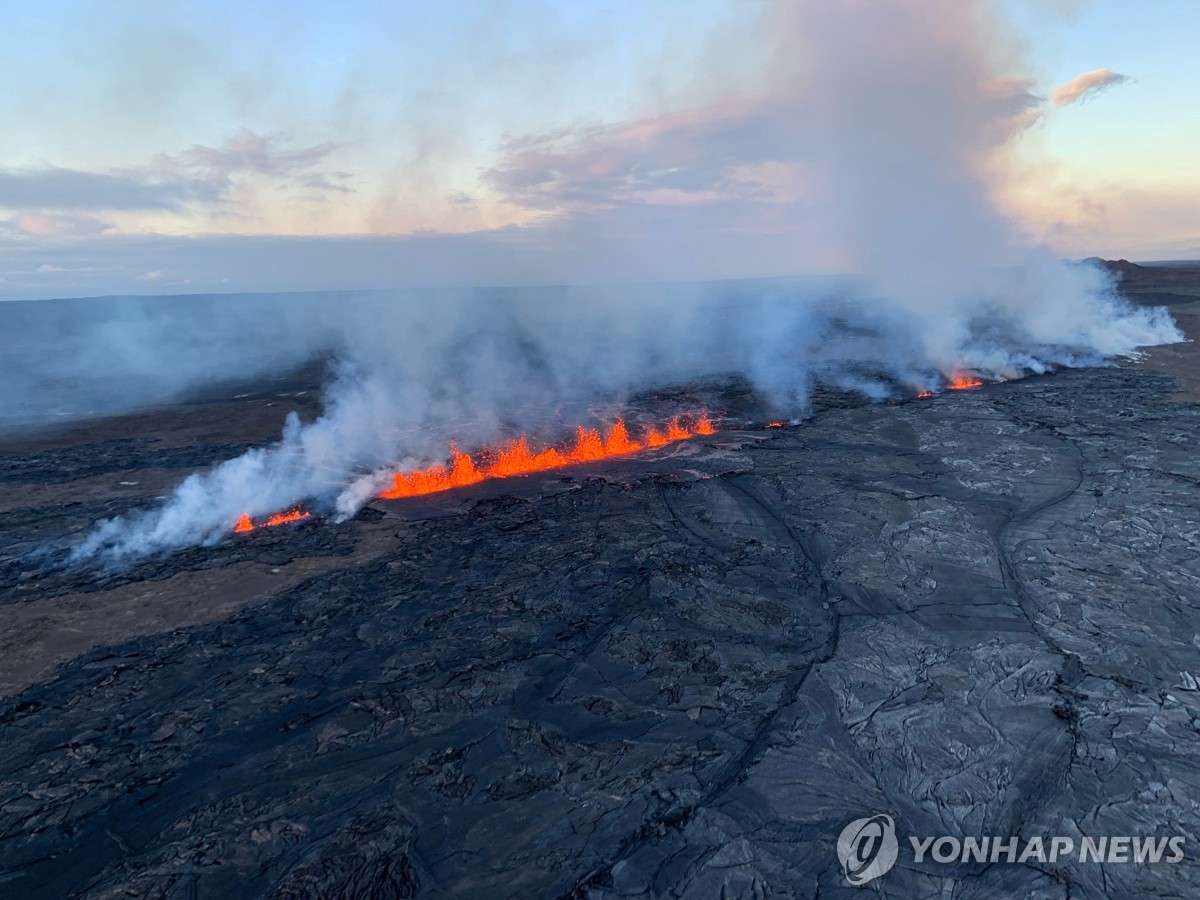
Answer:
[[0, 132, 348, 221], [6, 212, 111, 238], [155, 131, 348, 195], [1002, 167, 1200, 260], [0, 168, 203, 212], [1050, 68, 1129, 107], [484, 102, 790, 214]]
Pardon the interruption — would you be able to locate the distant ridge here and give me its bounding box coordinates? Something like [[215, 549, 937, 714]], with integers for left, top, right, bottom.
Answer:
[[1081, 257, 1144, 276]]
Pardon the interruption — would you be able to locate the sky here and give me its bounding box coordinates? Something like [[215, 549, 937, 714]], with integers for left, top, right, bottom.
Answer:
[[0, 0, 1197, 301]]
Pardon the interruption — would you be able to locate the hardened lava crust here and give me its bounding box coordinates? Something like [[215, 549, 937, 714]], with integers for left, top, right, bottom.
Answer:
[[1, 267, 1199, 897]]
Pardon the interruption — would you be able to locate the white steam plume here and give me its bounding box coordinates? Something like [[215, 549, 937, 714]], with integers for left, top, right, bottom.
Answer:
[[70, 0, 1182, 564]]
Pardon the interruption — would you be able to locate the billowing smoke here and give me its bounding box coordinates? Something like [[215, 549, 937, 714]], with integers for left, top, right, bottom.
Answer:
[[70, 0, 1181, 564]]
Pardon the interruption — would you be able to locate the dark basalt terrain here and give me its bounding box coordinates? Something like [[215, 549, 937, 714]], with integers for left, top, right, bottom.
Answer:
[[1, 266, 1199, 898]]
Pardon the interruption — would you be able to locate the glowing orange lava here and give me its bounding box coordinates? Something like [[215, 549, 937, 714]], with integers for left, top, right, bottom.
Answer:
[[916, 390, 935, 399], [264, 509, 312, 527], [233, 508, 311, 533], [947, 373, 984, 390], [380, 414, 715, 500], [763, 421, 787, 429]]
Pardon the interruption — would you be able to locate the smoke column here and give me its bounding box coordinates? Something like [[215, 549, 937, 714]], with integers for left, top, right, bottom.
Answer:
[[71, 0, 1182, 563]]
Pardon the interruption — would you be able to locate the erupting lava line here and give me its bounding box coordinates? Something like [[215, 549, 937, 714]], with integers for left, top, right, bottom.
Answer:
[[233, 508, 311, 533], [915, 372, 988, 399], [946, 372, 984, 390], [379, 414, 715, 500]]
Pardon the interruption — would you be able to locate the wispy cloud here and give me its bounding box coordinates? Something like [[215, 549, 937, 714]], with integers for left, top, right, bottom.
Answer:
[[1051, 68, 1129, 107], [3, 212, 111, 238], [0, 132, 350, 228], [484, 102, 791, 214], [154, 131, 348, 195], [0, 168, 204, 212]]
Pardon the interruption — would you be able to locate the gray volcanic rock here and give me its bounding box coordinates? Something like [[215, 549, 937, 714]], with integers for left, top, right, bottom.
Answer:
[[2, 289, 1200, 896]]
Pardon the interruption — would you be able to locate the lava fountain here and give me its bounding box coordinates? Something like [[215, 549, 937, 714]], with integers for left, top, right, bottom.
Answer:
[[946, 372, 985, 390], [230, 413, 716, 533], [233, 508, 313, 533], [380, 414, 714, 500]]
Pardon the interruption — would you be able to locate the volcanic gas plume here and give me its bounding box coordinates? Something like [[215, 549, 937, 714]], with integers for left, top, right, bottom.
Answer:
[[67, 0, 1185, 565]]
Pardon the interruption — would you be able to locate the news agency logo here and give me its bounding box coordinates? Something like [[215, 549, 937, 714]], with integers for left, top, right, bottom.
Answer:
[[837, 814, 898, 885], [836, 813, 1188, 887]]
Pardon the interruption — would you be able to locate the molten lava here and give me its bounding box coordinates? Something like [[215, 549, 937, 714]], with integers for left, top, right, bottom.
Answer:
[[233, 508, 311, 533], [947, 372, 984, 390], [380, 414, 715, 500], [914, 373, 985, 399], [230, 415, 715, 536], [264, 509, 312, 527]]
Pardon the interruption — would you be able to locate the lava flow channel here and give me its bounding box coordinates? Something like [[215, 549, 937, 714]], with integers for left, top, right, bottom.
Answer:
[[379, 414, 715, 500]]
